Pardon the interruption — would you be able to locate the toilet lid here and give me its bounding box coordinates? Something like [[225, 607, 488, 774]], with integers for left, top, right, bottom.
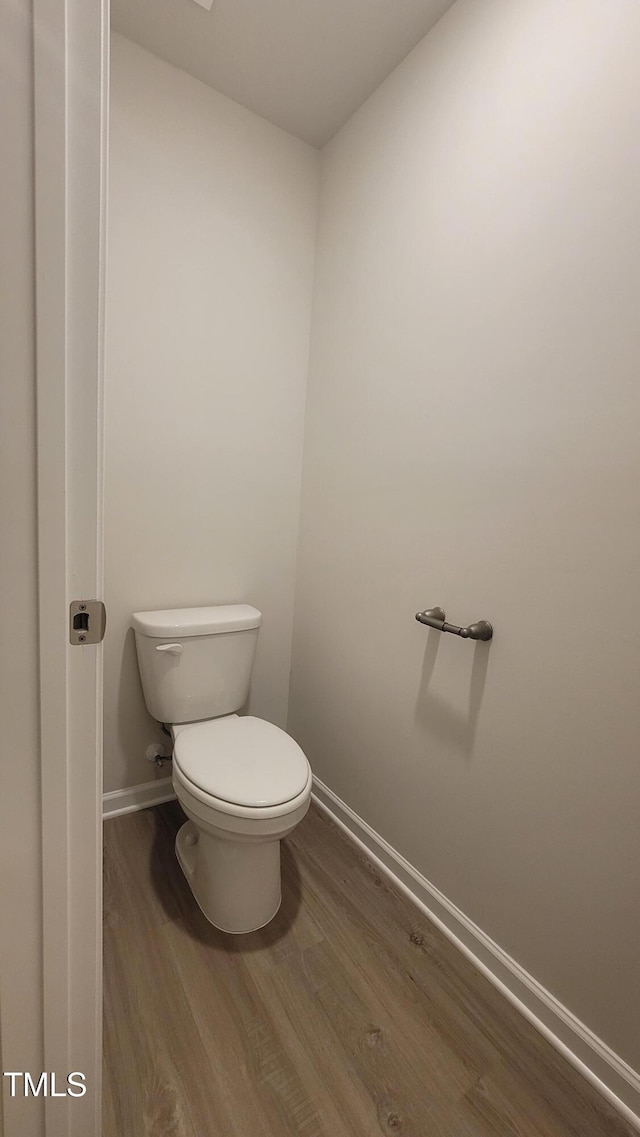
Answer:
[[172, 716, 310, 808]]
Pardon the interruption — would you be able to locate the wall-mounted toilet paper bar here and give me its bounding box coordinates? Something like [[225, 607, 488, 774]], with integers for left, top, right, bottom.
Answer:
[[415, 607, 493, 641]]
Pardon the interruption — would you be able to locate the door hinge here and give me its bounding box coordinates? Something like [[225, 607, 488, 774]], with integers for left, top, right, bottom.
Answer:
[[69, 599, 106, 645]]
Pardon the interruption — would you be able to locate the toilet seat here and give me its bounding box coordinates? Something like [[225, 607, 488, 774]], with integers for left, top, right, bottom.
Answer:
[[172, 715, 310, 810]]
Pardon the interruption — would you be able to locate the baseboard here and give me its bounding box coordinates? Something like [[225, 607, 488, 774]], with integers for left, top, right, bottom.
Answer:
[[102, 776, 176, 819], [311, 776, 640, 1132]]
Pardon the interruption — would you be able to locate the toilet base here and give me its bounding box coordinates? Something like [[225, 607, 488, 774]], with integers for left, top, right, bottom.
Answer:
[[175, 820, 281, 933]]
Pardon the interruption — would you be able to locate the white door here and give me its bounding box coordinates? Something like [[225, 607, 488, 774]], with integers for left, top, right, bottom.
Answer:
[[33, 0, 107, 1134]]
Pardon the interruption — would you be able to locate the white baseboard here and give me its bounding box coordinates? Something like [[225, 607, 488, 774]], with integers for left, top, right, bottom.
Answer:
[[311, 775, 640, 1132], [102, 776, 176, 819]]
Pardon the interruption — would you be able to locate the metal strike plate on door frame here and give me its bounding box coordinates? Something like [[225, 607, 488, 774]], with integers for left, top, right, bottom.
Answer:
[[69, 599, 106, 645]]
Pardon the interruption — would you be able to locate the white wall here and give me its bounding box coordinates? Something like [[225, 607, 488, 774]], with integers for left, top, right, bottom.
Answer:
[[290, 0, 640, 1072], [104, 35, 318, 792], [0, 1, 45, 1133]]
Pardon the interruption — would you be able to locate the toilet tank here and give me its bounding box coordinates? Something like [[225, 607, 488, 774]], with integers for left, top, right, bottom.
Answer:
[[132, 604, 261, 724]]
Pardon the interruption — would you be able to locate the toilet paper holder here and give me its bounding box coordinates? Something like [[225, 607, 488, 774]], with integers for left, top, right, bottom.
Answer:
[[415, 607, 493, 641]]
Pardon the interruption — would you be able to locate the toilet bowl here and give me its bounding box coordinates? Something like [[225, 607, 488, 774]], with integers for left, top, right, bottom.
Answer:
[[132, 604, 312, 933], [171, 715, 311, 932]]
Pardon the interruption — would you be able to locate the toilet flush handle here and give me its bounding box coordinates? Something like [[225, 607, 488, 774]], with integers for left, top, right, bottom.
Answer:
[[155, 642, 183, 655]]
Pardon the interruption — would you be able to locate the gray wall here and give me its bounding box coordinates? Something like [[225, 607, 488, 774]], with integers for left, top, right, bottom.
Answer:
[[290, 0, 640, 1069], [104, 37, 319, 792]]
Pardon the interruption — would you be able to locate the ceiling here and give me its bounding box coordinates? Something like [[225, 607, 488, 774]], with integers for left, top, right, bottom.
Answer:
[[110, 0, 458, 148]]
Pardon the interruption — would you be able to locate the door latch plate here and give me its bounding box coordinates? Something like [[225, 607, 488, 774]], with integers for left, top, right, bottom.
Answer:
[[69, 600, 106, 645]]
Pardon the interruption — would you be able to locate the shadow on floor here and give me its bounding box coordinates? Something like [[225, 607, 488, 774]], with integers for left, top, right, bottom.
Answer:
[[148, 799, 304, 952]]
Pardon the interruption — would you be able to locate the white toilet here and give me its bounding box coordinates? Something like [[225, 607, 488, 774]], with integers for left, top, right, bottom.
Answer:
[[132, 604, 312, 933]]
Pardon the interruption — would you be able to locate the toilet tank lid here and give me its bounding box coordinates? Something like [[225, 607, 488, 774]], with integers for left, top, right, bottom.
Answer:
[[131, 604, 262, 638]]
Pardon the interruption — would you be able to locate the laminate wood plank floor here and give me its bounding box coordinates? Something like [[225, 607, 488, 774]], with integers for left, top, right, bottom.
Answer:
[[103, 801, 632, 1137]]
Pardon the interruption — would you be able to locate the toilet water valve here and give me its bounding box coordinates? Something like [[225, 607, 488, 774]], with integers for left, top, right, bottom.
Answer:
[[146, 743, 171, 767]]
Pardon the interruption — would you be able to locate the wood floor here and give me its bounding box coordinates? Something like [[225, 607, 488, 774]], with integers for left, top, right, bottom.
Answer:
[[103, 801, 632, 1137]]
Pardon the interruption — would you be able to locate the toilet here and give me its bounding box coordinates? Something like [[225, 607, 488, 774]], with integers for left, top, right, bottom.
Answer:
[[132, 604, 312, 933]]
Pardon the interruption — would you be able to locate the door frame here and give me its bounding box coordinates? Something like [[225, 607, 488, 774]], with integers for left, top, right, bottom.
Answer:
[[34, 0, 108, 1132]]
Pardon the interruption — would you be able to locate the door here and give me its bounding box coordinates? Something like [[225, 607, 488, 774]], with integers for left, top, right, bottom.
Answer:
[[34, 0, 107, 1134]]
